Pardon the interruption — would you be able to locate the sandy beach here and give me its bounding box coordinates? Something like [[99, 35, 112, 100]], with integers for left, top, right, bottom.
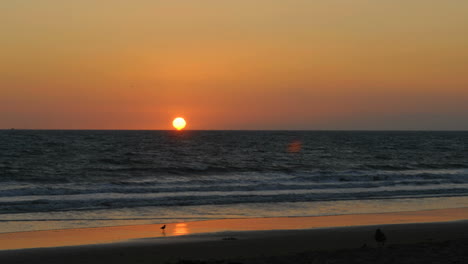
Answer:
[[0, 208, 467, 263]]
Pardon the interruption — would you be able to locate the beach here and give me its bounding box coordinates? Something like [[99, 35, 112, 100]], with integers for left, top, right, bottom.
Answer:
[[1, 208, 467, 263]]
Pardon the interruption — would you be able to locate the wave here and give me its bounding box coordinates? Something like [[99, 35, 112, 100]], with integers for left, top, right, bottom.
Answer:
[[1, 187, 467, 214], [0, 179, 463, 198], [3, 164, 468, 184]]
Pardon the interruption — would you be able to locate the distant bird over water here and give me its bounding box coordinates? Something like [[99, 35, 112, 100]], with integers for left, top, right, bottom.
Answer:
[[374, 228, 386, 247], [161, 224, 166, 231]]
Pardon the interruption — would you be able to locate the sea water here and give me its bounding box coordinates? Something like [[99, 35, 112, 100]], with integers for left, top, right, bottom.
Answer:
[[1, 130, 467, 232]]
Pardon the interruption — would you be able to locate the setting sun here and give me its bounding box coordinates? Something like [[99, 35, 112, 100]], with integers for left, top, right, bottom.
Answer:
[[172, 117, 187, 130]]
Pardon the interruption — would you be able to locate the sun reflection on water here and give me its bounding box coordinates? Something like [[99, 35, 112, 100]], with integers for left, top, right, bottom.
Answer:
[[173, 223, 188, 236]]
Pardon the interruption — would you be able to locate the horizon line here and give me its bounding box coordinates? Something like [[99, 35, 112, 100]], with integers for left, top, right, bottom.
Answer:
[[2, 128, 468, 132]]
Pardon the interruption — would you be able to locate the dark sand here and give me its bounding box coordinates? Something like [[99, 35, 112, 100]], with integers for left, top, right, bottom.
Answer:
[[0, 208, 467, 263]]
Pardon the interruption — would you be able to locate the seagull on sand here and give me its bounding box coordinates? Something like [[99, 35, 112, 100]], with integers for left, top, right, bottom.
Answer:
[[374, 228, 386, 247]]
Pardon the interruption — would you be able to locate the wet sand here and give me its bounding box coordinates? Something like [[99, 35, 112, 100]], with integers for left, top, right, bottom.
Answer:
[[0, 208, 467, 263]]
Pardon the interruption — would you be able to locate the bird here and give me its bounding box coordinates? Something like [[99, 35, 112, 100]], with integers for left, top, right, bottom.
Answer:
[[160, 224, 166, 231], [374, 228, 386, 247]]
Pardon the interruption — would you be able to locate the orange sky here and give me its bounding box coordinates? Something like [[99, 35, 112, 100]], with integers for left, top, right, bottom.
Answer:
[[1, 1, 467, 130]]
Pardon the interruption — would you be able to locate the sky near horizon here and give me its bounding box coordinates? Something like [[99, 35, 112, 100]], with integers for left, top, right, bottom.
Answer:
[[1, 1, 468, 130]]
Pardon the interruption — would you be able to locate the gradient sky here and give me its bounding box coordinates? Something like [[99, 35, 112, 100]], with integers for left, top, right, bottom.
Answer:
[[1, 0, 467, 130]]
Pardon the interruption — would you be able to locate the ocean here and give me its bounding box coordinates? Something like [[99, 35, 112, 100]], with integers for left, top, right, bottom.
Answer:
[[1, 130, 467, 233]]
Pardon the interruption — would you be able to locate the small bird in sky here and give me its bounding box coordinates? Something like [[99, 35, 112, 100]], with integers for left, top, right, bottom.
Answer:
[[374, 228, 386, 247]]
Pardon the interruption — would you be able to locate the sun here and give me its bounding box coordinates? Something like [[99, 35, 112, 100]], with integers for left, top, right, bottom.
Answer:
[[172, 117, 187, 130]]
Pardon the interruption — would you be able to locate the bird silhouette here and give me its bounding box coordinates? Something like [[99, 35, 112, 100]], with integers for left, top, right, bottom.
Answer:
[[374, 228, 386, 247], [161, 224, 166, 230]]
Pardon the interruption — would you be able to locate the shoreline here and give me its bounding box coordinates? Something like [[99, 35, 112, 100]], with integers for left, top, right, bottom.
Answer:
[[2, 205, 467, 235], [0, 207, 466, 251], [1, 220, 467, 264]]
